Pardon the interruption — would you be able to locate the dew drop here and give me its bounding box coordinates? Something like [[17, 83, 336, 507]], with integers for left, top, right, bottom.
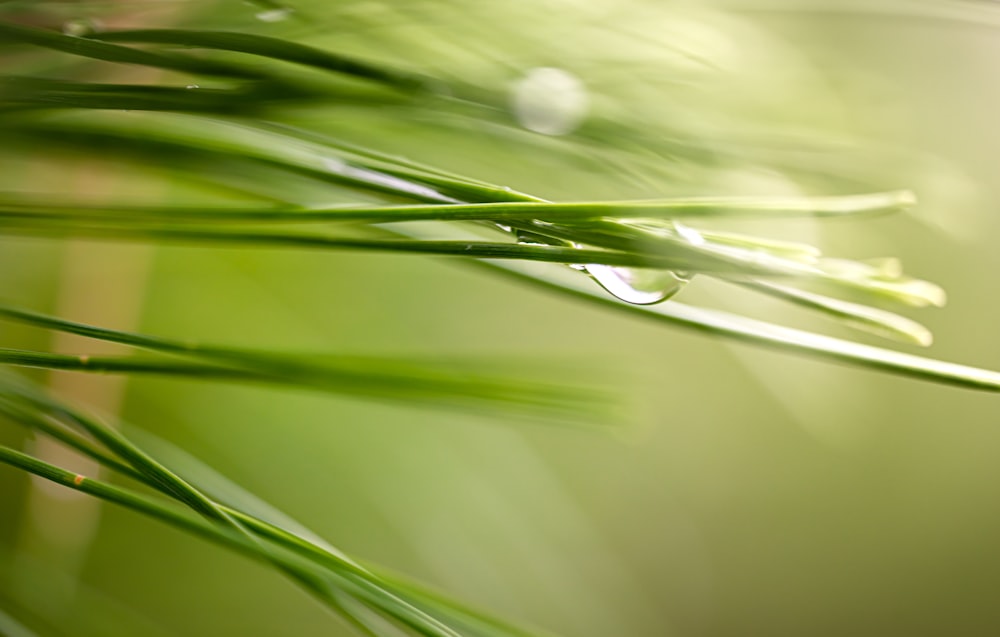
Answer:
[[499, 220, 688, 305], [186, 84, 200, 89], [255, 7, 293, 22], [584, 265, 687, 305], [510, 67, 589, 136], [62, 18, 101, 37]]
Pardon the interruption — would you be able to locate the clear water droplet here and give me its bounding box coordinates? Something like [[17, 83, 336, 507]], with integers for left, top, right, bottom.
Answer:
[[584, 265, 687, 305], [255, 7, 293, 22], [510, 67, 589, 136], [62, 18, 101, 37], [498, 220, 687, 305], [186, 84, 200, 90]]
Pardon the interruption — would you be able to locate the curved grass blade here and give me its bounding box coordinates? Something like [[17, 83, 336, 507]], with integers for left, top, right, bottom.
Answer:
[[0, 218, 723, 271], [0, 190, 914, 224], [0, 444, 464, 637], [0, 107, 991, 391], [388, 223, 1000, 393], [89, 29, 429, 91], [0, 308, 621, 425], [732, 279, 934, 347], [0, 22, 265, 79], [0, 76, 322, 114], [527, 217, 946, 309], [0, 382, 551, 637]]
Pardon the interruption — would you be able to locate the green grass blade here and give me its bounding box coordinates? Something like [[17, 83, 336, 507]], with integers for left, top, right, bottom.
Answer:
[[0, 307, 620, 424], [89, 29, 428, 91], [0, 191, 914, 223], [733, 279, 934, 346], [389, 223, 1000, 392], [0, 76, 313, 114], [0, 218, 713, 270], [0, 22, 265, 79], [0, 444, 449, 636], [0, 384, 525, 637]]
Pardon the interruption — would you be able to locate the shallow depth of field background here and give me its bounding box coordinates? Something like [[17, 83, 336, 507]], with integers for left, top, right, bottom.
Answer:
[[3, 1, 1000, 635]]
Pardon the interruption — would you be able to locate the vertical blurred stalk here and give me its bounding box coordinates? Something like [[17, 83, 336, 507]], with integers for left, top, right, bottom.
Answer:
[[11, 165, 153, 618], [8, 0, 192, 612]]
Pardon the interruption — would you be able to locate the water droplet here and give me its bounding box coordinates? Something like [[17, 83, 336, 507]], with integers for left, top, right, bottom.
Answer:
[[255, 7, 293, 22], [499, 220, 687, 305], [584, 265, 687, 305], [186, 84, 200, 90], [510, 67, 589, 136], [62, 18, 102, 37]]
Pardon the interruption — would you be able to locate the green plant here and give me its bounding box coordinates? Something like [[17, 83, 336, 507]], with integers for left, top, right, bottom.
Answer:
[[2, 2, 999, 635]]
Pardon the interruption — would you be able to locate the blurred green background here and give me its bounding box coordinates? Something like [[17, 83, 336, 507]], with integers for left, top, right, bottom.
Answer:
[[3, 1, 1000, 635]]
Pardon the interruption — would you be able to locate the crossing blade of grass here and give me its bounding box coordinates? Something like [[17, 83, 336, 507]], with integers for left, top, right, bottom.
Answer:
[[0, 307, 620, 425], [0, 380, 552, 637], [0, 213, 946, 312], [0, 112, 962, 355], [732, 279, 934, 346], [357, 564, 559, 637], [0, 87, 990, 390], [88, 29, 430, 92], [0, 346, 619, 425], [0, 190, 915, 224], [0, 114, 935, 311], [130, 428, 554, 637], [0, 112, 513, 205], [388, 222, 1000, 393], [493, 259, 1000, 391], [0, 444, 466, 637], [0, 76, 323, 114], [0, 218, 721, 271], [1, 383, 241, 523], [525, 217, 945, 308], [0, 22, 266, 79], [0, 382, 473, 637]]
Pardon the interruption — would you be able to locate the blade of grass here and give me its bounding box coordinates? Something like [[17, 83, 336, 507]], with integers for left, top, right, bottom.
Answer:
[[88, 29, 429, 91], [525, 217, 945, 308], [388, 222, 1000, 392], [0, 382, 545, 637], [0, 302, 622, 416], [0, 76, 321, 114], [0, 22, 266, 79], [0, 190, 915, 223], [0, 443, 462, 637], [732, 279, 934, 346], [0, 103, 987, 389], [0, 218, 729, 271], [0, 345, 619, 424]]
